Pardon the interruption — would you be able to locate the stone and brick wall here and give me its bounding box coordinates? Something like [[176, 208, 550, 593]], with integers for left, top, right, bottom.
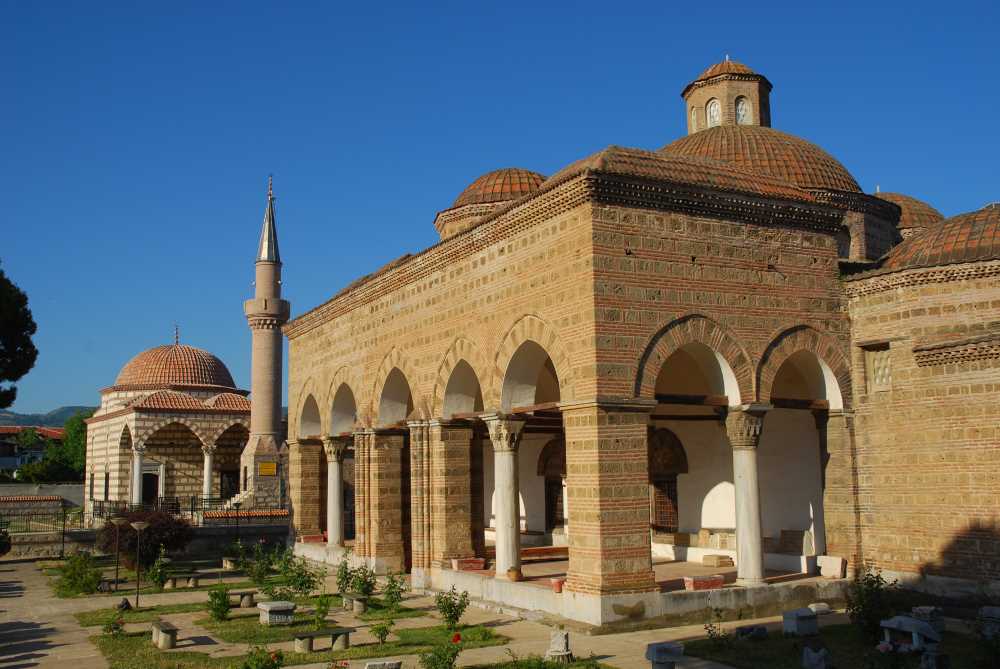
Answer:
[[845, 260, 1000, 583]]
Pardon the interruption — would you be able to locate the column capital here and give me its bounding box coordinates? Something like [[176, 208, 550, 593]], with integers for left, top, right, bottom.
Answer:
[[322, 435, 350, 462], [482, 413, 526, 453], [132, 443, 146, 455], [201, 444, 217, 455], [725, 404, 771, 450]]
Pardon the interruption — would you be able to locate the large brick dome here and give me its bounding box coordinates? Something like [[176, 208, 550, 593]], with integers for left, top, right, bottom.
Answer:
[[874, 192, 944, 233], [115, 344, 237, 389], [661, 125, 860, 193], [452, 168, 545, 208], [882, 203, 1000, 272]]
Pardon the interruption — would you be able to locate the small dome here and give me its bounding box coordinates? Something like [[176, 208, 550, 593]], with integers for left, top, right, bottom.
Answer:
[[882, 203, 1000, 272], [452, 168, 546, 208], [115, 344, 236, 390], [695, 59, 759, 81], [874, 192, 944, 232], [661, 125, 860, 193]]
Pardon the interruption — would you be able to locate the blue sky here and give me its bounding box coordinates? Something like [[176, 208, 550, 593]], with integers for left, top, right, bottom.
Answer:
[[3, 1, 997, 413]]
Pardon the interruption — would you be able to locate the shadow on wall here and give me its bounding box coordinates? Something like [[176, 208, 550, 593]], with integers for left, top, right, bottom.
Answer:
[[910, 519, 1000, 609]]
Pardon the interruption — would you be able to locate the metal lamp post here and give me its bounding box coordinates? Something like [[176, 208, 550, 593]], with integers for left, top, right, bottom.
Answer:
[[110, 517, 127, 592], [232, 501, 241, 546], [130, 521, 149, 608]]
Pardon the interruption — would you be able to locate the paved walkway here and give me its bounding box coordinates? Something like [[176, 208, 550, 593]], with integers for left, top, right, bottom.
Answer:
[[0, 558, 745, 668]]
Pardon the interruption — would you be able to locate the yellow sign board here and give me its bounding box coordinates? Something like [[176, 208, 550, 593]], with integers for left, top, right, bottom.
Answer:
[[258, 462, 277, 477]]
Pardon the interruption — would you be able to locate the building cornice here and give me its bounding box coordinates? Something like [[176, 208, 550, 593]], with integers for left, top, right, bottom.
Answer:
[[913, 333, 1000, 366], [843, 259, 1000, 296]]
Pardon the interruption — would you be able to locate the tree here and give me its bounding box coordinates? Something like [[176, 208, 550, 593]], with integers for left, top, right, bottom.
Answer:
[[0, 265, 38, 409], [59, 411, 91, 473]]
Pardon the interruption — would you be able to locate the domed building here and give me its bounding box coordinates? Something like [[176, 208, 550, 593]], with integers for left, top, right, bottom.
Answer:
[[278, 59, 999, 625], [83, 339, 252, 511]]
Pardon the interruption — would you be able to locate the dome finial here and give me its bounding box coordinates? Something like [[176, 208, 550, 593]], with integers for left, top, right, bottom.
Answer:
[[174, 324, 179, 345], [267, 174, 273, 200], [257, 175, 281, 263]]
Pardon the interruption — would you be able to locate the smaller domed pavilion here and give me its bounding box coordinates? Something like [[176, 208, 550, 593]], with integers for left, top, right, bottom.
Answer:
[[84, 339, 253, 513]]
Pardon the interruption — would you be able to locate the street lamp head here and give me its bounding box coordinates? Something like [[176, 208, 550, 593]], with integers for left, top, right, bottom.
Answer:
[[232, 502, 242, 510], [131, 521, 150, 531], [110, 517, 128, 527]]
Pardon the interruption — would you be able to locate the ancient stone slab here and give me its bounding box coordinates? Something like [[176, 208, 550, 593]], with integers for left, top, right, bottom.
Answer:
[[783, 608, 819, 636], [880, 615, 941, 650], [258, 600, 296, 626], [702, 554, 734, 567], [808, 602, 833, 615], [684, 574, 725, 591], [544, 630, 574, 664], [816, 555, 846, 579], [645, 641, 684, 669]]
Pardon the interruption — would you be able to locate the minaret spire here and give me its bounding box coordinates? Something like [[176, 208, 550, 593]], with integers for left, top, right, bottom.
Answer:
[[257, 175, 281, 263]]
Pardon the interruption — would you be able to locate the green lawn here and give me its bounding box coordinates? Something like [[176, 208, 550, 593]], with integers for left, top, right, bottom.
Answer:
[[75, 601, 207, 626], [684, 623, 989, 669], [467, 656, 612, 668], [93, 624, 508, 668], [356, 596, 427, 621]]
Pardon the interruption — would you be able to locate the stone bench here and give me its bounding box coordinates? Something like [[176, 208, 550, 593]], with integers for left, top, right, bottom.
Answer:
[[292, 626, 354, 652], [165, 573, 200, 589], [151, 620, 178, 650], [228, 589, 258, 608], [258, 600, 296, 626]]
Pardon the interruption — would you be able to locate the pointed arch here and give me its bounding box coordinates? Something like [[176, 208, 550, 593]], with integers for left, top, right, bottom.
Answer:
[[292, 378, 323, 438], [325, 365, 363, 434], [431, 337, 494, 417], [635, 313, 753, 405], [135, 416, 210, 448], [493, 315, 574, 408], [206, 419, 251, 447], [299, 394, 322, 438], [371, 348, 428, 425], [756, 325, 851, 410]]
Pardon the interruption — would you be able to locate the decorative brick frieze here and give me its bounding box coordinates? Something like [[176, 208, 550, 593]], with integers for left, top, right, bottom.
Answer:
[[912, 334, 1000, 366]]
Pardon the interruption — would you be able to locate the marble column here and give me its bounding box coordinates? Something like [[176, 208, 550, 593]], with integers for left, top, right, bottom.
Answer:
[[323, 437, 348, 548], [202, 446, 215, 498], [131, 446, 144, 505], [726, 404, 770, 586], [483, 414, 525, 579]]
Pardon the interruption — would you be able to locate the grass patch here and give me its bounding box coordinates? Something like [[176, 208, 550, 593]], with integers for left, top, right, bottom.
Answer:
[[195, 611, 318, 644], [467, 654, 613, 668], [684, 623, 987, 669], [93, 625, 507, 668], [357, 596, 427, 621], [75, 601, 206, 627]]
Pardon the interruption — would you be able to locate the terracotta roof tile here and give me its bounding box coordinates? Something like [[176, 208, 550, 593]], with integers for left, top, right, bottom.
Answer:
[[661, 125, 860, 193], [874, 192, 944, 231], [882, 203, 1000, 272], [115, 344, 236, 390], [204, 393, 252, 411], [452, 168, 546, 208], [547, 145, 816, 203], [131, 390, 207, 411], [696, 59, 758, 80]]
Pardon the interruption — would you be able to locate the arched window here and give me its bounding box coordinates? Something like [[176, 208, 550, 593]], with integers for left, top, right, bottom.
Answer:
[[706, 99, 721, 128], [690, 107, 698, 131], [648, 428, 688, 533], [736, 97, 751, 125]]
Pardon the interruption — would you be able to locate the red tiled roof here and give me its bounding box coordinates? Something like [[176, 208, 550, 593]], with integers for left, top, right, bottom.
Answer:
[[875, 192, 944, 231], [131, 390, 207, 411], [204, 393, 252, 411], [452, 168, 546, 208], [115, 344, 236, 390], [696, 60, 758, 80], [661, 125, 861, 193], [0, 426, 65, 440], [547, 145, 816, 203], [882, 203, 1000, 272]]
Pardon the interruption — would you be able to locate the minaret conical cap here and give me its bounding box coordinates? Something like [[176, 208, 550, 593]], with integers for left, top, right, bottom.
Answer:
[[257, 175, 281, 263]]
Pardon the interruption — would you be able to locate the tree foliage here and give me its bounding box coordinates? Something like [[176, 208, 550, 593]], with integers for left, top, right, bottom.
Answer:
[[0, 265, 38, 409], [15, 411, 93, 482], [95, 510, 193, 569]]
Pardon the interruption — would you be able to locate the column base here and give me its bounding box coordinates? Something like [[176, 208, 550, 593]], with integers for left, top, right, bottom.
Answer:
[[736, 577, 765, 587]]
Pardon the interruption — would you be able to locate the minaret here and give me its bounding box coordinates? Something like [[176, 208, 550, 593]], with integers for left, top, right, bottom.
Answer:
[[242, 176, 290, 503]]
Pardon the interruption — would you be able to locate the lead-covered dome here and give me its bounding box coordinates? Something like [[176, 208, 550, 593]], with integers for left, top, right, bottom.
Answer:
[[115, 344, 237, 390], [661, 125, 861, 193], [452, 168, 545, 208], [874, 192, 944, 236], [882, 203, 1000, 272]]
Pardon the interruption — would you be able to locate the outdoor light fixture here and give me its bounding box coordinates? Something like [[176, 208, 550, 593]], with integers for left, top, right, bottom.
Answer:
[[130, 521, 149, 608], [110, 517, 127, 593]]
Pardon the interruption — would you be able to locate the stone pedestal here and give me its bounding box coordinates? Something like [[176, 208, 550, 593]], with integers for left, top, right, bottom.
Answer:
[[544, 630, 574, 664], [782, 608, 818, 636], [645, 641, 684, 669], [258, 601, 295, 626]]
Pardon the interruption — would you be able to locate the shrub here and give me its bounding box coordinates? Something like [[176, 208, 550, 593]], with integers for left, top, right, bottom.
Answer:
[[335, 559, 352, 595], [846, 566, 898, 643], [434, 586, 470, 630], [102, 616, 124, 637], [146, 546, 170, 591], [246, 542, 277, 587], [312, 594, 331, 629], [349, 565, 377, 598], [95, 511, 192, 569], [382, 570, 408, 612], [418, 632, 462, 669], [239, 646, 284, 669], [263, 552, 321, 600], [208, 586, 231, 622], [55, 550, 103, 596], [370, 618, 394, 644]]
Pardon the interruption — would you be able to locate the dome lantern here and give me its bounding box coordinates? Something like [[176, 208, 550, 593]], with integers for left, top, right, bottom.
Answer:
[[682, 58, 772, 134]]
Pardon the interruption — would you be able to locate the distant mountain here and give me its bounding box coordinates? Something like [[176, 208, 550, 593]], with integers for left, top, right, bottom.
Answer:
[[0, 406, 96, 427]]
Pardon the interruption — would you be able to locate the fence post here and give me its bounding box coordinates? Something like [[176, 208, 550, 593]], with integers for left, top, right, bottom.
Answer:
[[60, 504, 67, 558]]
